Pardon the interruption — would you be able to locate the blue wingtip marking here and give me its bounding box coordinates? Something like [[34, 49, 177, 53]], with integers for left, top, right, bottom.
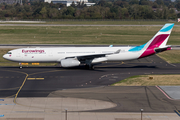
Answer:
[[160, 23, 174, 32]]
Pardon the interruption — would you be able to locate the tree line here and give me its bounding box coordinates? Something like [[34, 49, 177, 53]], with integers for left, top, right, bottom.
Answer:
[[0, 0, 180, 20]]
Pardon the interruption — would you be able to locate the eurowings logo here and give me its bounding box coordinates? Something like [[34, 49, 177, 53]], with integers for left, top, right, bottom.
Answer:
[[22, 49, 45, 54]]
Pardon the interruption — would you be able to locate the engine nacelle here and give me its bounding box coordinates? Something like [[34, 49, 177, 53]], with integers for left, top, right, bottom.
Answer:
[[60, 59, 80, 67], [92, 57, 107, 64]]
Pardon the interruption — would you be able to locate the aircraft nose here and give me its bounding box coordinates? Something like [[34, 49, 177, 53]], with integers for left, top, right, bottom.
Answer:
[[3, 54, 7, 59]]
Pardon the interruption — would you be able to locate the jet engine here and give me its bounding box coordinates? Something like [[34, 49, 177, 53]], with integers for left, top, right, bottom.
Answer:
[[60, 58, 80, 67]]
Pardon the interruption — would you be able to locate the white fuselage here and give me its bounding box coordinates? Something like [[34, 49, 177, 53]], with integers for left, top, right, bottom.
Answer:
[[3, 47, 142, 63]]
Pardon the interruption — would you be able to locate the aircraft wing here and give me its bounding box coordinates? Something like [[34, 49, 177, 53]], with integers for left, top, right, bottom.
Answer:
[[65, 49, 120, 61]]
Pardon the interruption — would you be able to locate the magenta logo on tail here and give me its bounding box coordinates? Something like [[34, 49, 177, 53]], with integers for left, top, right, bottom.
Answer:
[[139, 23, 174, 58], [139, 34, 169, 58]]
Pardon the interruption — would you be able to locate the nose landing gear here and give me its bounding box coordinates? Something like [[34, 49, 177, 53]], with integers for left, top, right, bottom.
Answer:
[[19, 63, 22, 69]]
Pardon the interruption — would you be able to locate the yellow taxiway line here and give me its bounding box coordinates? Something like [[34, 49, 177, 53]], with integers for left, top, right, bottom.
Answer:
[[27, 78, 44, 80]]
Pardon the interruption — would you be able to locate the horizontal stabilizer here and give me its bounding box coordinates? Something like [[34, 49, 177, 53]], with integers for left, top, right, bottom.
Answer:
[[154, 46, 171, 53]]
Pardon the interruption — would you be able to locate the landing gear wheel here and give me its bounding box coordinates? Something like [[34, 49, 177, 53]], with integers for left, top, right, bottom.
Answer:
[[19, 63, 22, 69], [85, 64, 94, 70], [90, 65, 94, 70]]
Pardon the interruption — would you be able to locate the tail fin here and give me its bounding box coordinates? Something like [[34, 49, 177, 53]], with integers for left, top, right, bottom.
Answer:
[[146, 23, 174, 48], [139, 23, 174, 58]]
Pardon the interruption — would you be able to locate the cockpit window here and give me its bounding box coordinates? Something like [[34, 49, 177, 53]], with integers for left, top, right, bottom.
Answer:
[[7, 52, 12, 54]]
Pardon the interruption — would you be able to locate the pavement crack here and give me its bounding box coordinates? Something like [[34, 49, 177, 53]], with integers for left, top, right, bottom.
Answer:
[[144, 86, 156, 110], [147, 87, 167, 102], [106, 97, 120, 106], [106, 97, 114, 103]]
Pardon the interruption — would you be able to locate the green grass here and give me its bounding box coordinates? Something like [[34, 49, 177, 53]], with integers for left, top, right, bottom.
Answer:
[[2, 20, 177, 25], [45, 20, 179, 25], [157, 50, 180, 63], [112, 74, 180, 86], [111, 75, 141, 86], [0, 25, 179, 45]]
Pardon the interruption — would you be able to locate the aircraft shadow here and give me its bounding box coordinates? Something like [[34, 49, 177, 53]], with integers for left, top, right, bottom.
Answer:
[[0, 65, 157, 69]]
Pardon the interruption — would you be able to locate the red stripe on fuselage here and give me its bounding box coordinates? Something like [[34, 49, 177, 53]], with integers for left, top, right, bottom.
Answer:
[[139, 34, 169, 58]]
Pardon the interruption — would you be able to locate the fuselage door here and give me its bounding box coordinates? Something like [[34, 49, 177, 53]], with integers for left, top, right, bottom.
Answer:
[[16, 50, 21, 57]]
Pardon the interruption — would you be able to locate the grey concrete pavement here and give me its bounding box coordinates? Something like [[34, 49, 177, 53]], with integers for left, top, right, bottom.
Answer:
[[0, 97, 179, 120], [159, 86, 180, 100]]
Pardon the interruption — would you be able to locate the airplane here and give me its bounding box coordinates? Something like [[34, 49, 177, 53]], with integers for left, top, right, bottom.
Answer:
[[3, 23, 174, 69]]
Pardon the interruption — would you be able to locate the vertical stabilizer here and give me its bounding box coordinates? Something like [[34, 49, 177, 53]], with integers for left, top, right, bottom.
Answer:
[[139, 23, 174, 58]]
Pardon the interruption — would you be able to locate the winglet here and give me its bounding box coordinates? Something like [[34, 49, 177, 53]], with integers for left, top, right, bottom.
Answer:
[[106, 49, 120, 55], [114, 49, 120, 54]]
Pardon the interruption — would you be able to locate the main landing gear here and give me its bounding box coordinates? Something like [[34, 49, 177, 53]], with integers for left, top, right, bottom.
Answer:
[[85, 64, 94, 70]]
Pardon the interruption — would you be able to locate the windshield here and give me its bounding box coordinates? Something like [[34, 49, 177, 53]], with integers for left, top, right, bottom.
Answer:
[[7, 52, 12, 54]]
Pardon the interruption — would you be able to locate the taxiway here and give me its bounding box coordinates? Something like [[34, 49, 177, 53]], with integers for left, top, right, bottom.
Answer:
[[0, 55, 180, 112]]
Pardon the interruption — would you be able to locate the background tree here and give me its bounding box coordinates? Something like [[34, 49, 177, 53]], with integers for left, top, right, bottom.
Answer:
[[0, 0, 178, 20], [40, 7, 47, 18]]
